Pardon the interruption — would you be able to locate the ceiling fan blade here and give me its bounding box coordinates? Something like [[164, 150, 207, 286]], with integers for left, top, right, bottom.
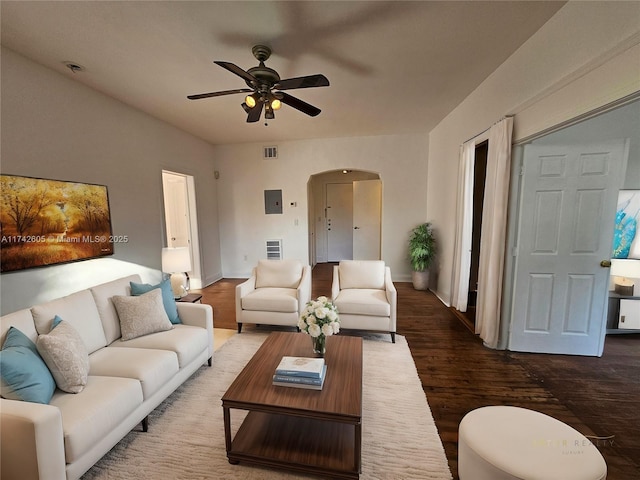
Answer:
[[246, 102, 264, 123], [214, 61, 257, 84], [279, 92, 321, 117], [276, 74, 330, 91], [187, 88, 253, 100]]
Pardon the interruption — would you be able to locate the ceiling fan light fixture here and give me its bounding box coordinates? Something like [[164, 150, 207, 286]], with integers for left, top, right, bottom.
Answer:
[[271, 98, 282, 110], [245, 94, 257, 108], [264, 103, 275, 120]]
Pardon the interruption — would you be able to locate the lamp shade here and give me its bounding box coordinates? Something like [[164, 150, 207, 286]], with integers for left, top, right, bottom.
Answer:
[[162, 247, 192, 273]]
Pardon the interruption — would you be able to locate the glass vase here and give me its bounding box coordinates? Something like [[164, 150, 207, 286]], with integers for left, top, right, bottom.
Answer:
[[312, 335, 326, 357]]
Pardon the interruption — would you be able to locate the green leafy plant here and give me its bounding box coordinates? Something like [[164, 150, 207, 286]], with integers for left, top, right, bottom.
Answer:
[[408, 222, 436, 272]]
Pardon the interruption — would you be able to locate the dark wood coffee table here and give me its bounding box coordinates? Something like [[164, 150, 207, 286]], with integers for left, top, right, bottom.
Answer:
[[221, 331, 363, 479]]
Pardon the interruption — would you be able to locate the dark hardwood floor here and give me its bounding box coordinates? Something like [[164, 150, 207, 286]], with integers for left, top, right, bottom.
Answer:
[[195, 263, 640, 479]]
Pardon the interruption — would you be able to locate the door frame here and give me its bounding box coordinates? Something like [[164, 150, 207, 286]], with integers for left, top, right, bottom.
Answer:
[[161, 170, 202, 289], [500, 103, 635, 351], [307, 169, 381, 265]]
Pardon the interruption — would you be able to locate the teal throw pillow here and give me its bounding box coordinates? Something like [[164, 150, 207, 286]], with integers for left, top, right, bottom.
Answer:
[[130, 279, 181, 324], [0, 326, 56, 404]]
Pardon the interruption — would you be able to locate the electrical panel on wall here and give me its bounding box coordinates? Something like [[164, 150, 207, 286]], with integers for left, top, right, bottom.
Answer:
[[264, 189, 283, 214]]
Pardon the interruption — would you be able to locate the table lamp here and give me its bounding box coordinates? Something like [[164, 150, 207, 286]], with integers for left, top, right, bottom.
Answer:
[[162, 247, 192, 298], [610, 259, 640, 296]]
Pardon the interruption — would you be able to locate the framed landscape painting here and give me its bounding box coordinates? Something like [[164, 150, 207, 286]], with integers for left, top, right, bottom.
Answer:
[[0, 174, 114, 272], [613, 190, 640, 260]]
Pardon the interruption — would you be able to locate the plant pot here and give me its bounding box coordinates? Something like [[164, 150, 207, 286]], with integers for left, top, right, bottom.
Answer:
[[412, 270, 430, 291]]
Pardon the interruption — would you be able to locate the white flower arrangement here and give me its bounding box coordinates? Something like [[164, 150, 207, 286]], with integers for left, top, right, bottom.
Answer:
[[298, 296, 340, 338]]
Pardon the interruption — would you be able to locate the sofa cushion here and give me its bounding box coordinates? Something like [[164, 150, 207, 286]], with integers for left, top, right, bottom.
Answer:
[[0, 326, 56, 404], [112, 325, 208, 368], [112, 289, 174, 341], [49, 375, 143, 464], [241, 288, 299, 313], [334, 289, 391, 317], [89, 347, 179, 399], [255, 259, 303, 289], [130, 279, 181, 324], [36, 317, 90, 394], [90, 274, 141, 344], [31, 289, 107, 355], [338, 260, 386, 290], [1, 309, 38, 345]]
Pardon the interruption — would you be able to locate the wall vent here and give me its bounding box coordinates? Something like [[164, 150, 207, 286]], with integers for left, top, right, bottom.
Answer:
[[266, 239, 283, 260], [263, 146, 278, 159]]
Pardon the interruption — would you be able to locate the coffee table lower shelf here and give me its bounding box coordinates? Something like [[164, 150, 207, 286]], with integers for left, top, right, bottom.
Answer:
[[226, 410, 360, 479]]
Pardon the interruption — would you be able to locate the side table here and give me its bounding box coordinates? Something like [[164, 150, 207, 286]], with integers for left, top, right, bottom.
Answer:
[[177, 293, 203, 304]]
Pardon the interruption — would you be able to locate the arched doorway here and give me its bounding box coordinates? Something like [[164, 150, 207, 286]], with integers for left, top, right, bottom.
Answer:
[[307, 169, 382, 266]]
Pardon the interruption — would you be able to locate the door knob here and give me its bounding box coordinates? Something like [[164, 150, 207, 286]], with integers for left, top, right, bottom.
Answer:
[[600, 260, 611, 268], [354, 226, 360, 230]]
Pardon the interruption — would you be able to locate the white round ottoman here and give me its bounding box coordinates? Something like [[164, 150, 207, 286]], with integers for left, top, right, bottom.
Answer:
[[458, 406, 607, 480]]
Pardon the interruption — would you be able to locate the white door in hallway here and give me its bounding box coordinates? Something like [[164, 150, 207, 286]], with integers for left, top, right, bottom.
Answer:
[[353, 179, 381, 260], [326, 183, 353, 262], [162, 172, 191, 248], [509, 140, 628, 356], [162, 171, 203, 289]]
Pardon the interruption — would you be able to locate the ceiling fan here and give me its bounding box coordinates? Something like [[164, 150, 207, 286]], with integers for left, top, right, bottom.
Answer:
[[187, 45, 330, 123]]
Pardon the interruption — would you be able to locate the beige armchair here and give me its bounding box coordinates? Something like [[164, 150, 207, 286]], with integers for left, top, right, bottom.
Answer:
[[331, 260, 397, 343], [236, 259, 311, 333]]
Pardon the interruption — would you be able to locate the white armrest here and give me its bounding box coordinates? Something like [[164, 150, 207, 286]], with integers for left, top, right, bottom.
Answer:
[[296, 265, 312, 313], [331, 265, 341, 301], [1, 399, 66, 480], [235, 275, 256, 322], [176, 302, 214, 357], [384, 267, 397, 330]]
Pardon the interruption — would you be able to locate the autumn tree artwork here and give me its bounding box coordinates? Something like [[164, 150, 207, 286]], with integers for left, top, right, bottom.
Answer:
[[1, 175, 114, 272]]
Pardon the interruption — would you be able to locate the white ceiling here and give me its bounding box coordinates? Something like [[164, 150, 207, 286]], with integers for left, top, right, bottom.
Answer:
[[1, 1, 565, 145]]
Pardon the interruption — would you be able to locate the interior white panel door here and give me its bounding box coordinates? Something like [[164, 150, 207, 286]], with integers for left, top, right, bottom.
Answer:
[[162, 172, 191, 248], [353, 179, 382, 260], [326, 183, 353, 262], [509, 140, 628, 356]]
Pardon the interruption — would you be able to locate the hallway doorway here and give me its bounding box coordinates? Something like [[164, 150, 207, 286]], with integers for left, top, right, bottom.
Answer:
[[161, 170, 202, 289], [308, 170, 381, 265]]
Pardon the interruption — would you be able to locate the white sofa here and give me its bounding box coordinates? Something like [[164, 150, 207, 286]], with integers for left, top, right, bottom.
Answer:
[[0, 274, 214, 480], [331, 260, 397, 342], [235, 259, 311, 333]]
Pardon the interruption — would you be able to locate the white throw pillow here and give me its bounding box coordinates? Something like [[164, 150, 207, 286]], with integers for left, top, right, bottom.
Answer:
[[36, 318, 90, 394], [112, 288, 173, 341]]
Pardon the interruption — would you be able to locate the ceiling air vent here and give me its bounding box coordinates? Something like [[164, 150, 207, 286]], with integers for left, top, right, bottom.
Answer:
[[263, 146, 278, 159]]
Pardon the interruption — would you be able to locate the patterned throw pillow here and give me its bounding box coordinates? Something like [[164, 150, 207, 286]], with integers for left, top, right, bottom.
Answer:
[[36, 316, 90, 394], [112, 288, 174, 341], [130, 279, 181, 324], [0, 326, 56, 403]]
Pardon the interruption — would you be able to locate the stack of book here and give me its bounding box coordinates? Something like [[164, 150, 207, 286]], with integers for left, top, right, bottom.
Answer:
[[272, 356, 327, 390]]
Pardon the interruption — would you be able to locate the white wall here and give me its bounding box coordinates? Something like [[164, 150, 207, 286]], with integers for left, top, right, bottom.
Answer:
[[427, 1, 640, 304], [213, 134, 428, 280], [0, 48, 222, 314]]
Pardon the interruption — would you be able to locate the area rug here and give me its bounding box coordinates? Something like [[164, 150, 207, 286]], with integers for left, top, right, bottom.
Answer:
[[82, 332, 452, 480]]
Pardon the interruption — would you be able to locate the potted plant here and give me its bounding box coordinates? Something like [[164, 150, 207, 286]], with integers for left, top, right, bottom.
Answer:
[[409, 222, 436, 290]]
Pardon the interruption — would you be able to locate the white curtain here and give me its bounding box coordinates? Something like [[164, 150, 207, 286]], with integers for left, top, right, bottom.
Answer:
[[475, 117, 513, 348], [451, 141, 476, 312]]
